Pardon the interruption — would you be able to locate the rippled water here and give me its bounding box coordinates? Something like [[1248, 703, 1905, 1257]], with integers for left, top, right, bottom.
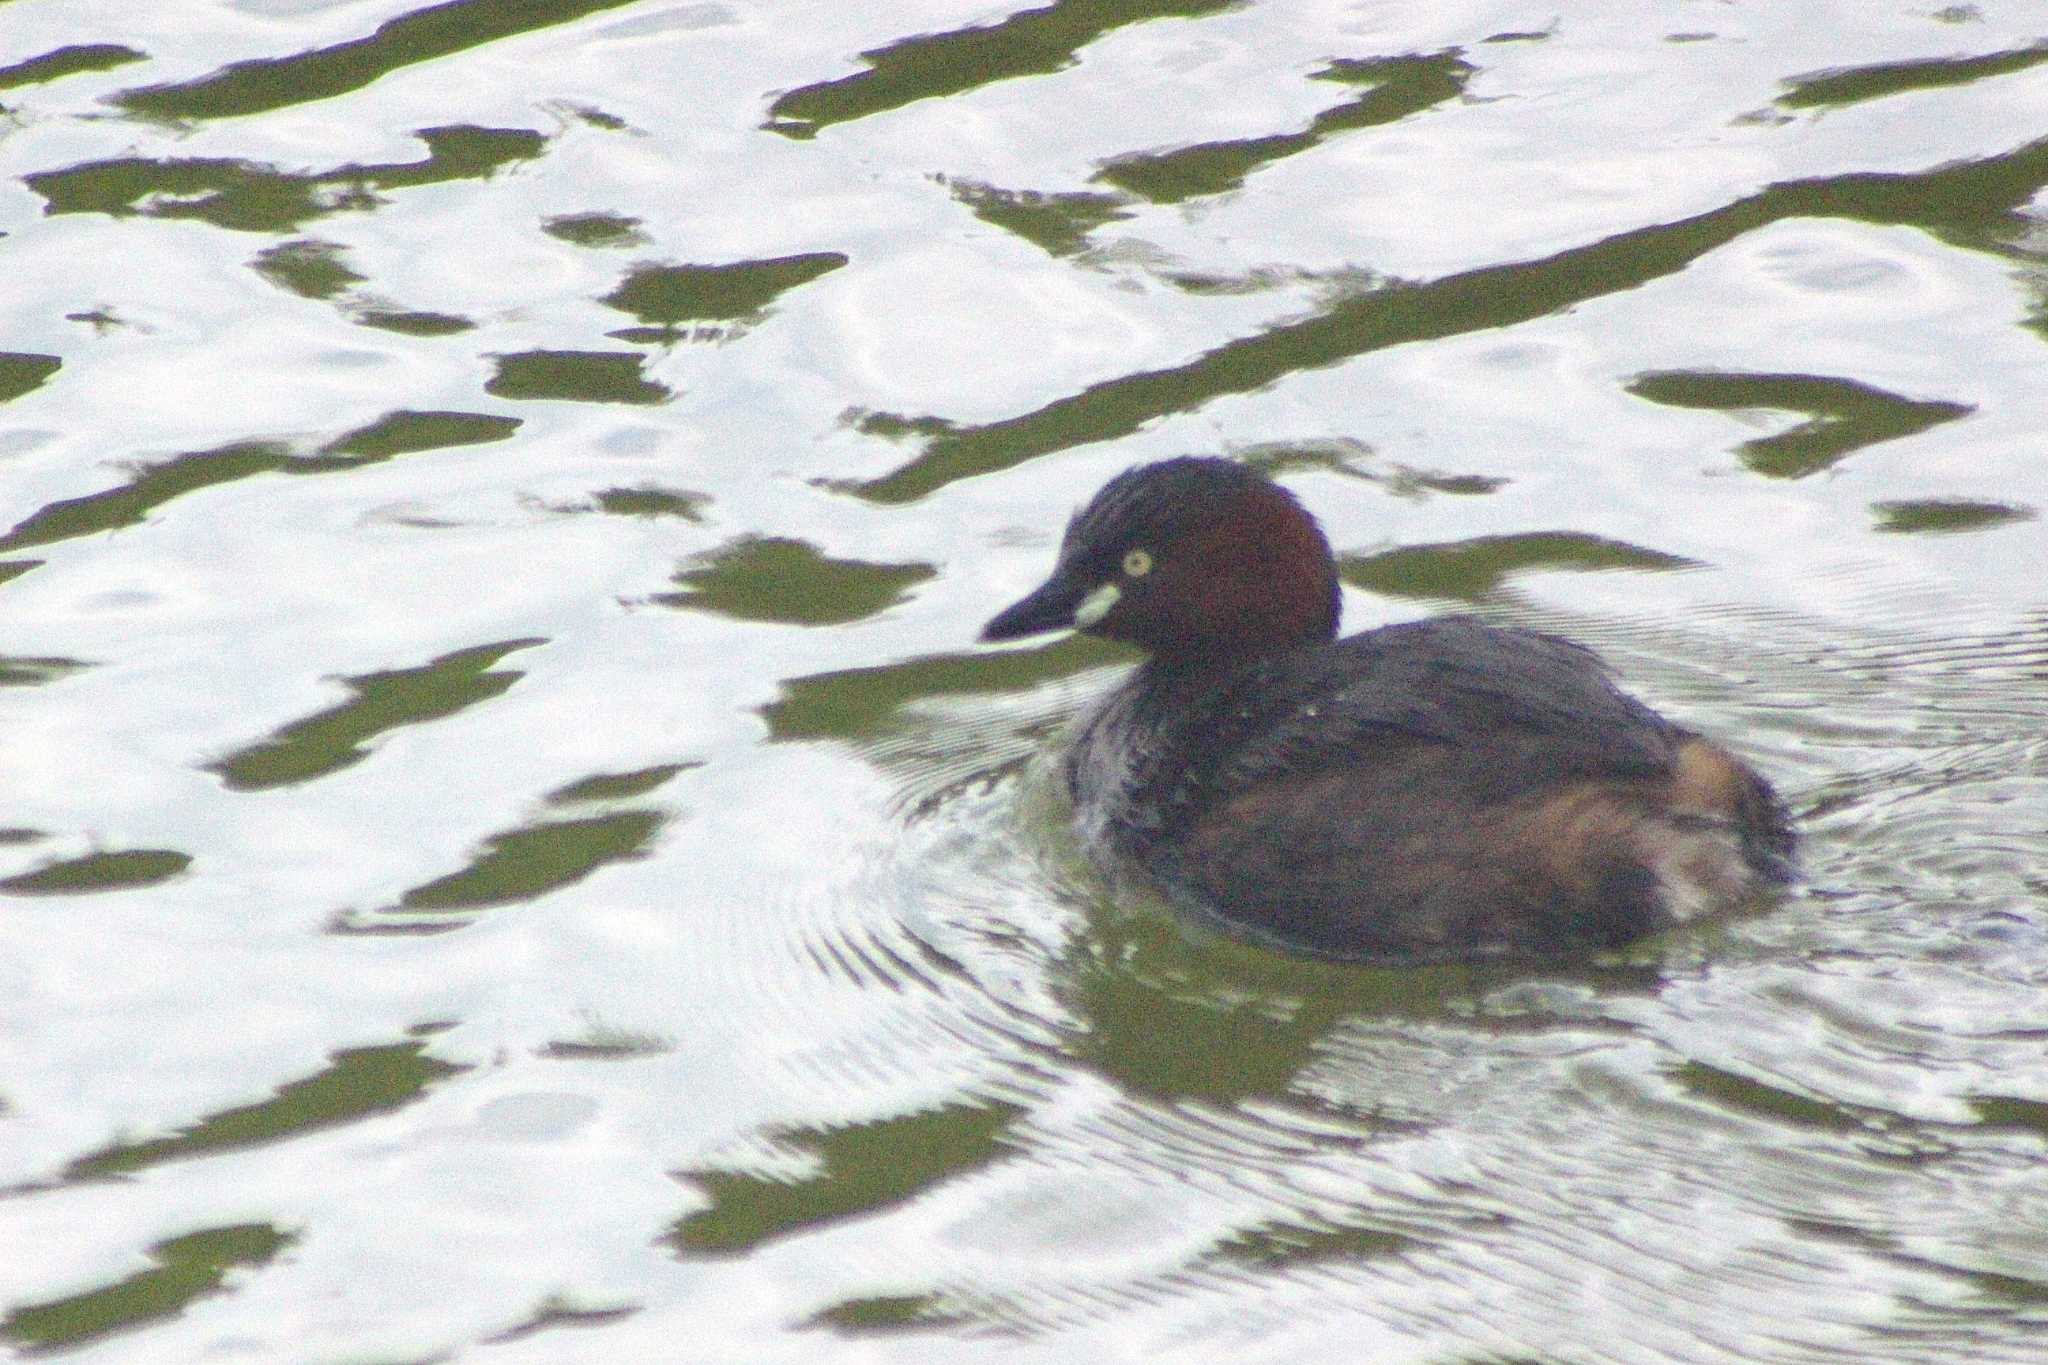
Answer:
[[1, 2, 2045, 1361]]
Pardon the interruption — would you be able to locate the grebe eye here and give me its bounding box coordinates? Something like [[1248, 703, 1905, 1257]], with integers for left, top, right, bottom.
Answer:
[[1122, 548, 1154, 577]]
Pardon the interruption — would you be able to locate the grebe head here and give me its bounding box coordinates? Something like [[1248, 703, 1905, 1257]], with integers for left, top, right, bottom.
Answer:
[[981, 457, 1340, 662]]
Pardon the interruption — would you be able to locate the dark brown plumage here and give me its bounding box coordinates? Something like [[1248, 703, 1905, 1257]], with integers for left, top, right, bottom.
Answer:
[[983, 457, 1793, 963]]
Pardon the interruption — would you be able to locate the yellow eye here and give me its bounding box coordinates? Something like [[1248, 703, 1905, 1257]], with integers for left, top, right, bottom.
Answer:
[[1122, 548, 1154, 577]]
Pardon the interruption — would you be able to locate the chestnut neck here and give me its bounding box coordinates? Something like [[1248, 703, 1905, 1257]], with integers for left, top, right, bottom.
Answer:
[[1129, 483, 1341, 670]]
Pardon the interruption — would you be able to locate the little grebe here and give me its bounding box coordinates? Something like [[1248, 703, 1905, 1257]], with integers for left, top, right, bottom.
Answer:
[[982, 457, 1794, 963]]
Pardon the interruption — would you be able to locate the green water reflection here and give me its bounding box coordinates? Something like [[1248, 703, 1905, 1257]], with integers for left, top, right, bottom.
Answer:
[[116, 0, 644, 121], [764, 0, 1240, 139], [0, 44, 144, 91], [209, 639, 544, 791], [0, 413, 519, 558], [1095, 50, 1473, 203], [1, 1224, 293, 1353], [1628, 371, 1973, 479], [854, 136, 2048, 503], [670, 1100, 1025, 1255], [68, 1033, 464, 1179], [658, 537, 935, 625], [28, 125, 548, 234]]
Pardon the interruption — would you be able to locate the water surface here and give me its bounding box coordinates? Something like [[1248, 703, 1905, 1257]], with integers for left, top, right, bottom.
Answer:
[[0, 1, 2045, 1361]]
